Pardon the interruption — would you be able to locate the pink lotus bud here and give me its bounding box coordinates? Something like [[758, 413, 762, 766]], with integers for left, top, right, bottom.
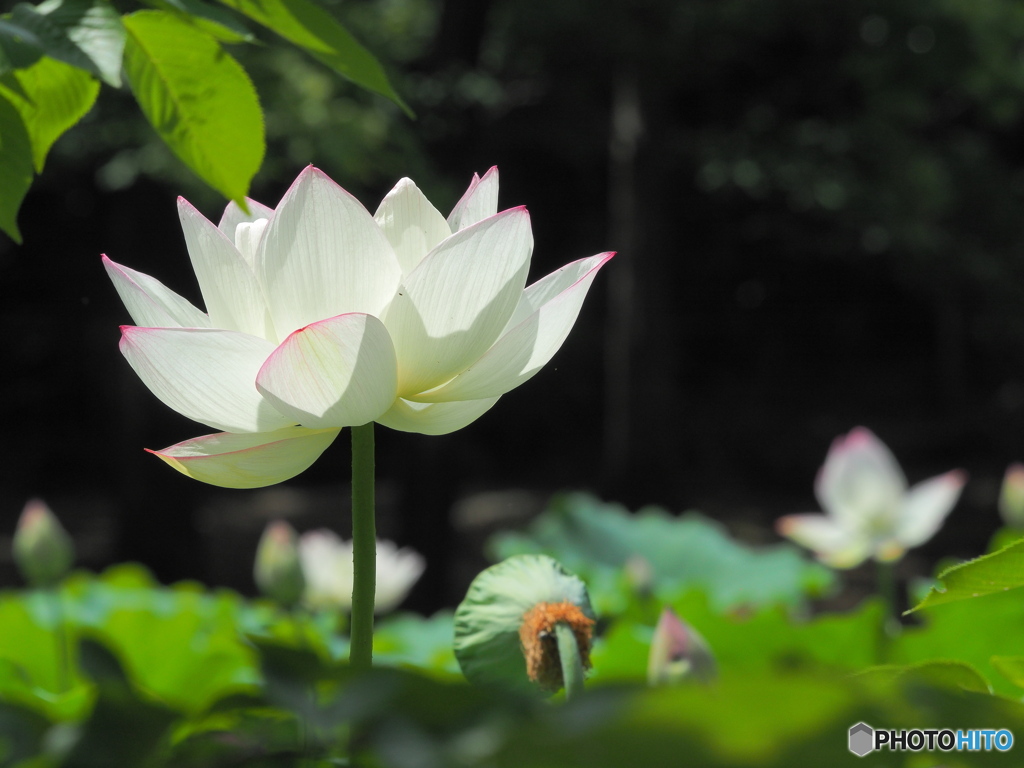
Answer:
[[999, 464, 1024, 528], [254, 521, 305, 607], [13, 499, 74, 588], [647, 606, 716, 686]]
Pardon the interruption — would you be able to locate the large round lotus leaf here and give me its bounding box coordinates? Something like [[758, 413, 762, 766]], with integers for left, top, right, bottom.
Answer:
[[453, 554, 594, 692]]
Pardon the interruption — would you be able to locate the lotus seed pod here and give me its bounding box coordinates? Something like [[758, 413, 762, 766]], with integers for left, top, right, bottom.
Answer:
[[13, 499, 74, 588], [454, 554, 595, 694]]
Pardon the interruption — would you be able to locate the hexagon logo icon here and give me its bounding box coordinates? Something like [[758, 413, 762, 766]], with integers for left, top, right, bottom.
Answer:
[[849, 722, 874, 757]]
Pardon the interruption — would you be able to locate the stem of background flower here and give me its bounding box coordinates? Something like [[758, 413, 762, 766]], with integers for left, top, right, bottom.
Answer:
[[52, 587, 70, 692], [349, 422, 376, 672], [555, 622, 585, 701], [875, 559, 900, 661]]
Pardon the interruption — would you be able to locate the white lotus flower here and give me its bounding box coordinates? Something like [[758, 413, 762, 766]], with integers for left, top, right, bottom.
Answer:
[[298, 530, 424, 613], [776, 427, 966, 568], [104, 166, 613, 488]]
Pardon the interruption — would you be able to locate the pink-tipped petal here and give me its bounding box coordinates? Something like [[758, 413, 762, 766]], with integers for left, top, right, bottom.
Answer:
[[896, 469, 967, 547], [375, 396, 499, 435], [411, 252, 614, 402], [815, 427, 907, 528], [256, 166, 401, 340], [255, 313, 398, 429], [776, 514, 870, 569], [177, 199, 272, 339], [447, 166, 499, 232], [150, 426, 340, 488], [119, 326, 292, 433], [102, 256, 210, 329], [373, 177, 452, 275], [384, 207, 533, 396]]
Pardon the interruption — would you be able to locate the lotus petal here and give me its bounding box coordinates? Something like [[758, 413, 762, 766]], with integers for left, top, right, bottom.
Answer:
[[896, 470, 967, 547], [374, 178, 452, 275], [385, 207, 533, 396], [178, 198, 273, 339], [257, 166, 401, 340], [218, 197, 275, 242], [376, 396, 499, 435], [256, 313, 398, 429], [150, 426, 340, 488], [776, 514, 871, 569], [119, 326, 292, 433], [412, 252, 614, 402], [448, 166, 499, 232], [102, 256, 210, 329], [815, 427, 907, 528]]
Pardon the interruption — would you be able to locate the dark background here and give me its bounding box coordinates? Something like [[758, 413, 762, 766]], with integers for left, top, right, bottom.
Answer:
[[3, 0, 1024, 610]]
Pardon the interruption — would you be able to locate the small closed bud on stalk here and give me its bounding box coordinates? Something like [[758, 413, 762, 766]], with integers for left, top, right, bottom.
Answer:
[[999, 464, 1024, 528], [454, 554, 595, 698], [647, 606, 716, 686], [254, 521, 305, 607], [13, 499, 74, 588]]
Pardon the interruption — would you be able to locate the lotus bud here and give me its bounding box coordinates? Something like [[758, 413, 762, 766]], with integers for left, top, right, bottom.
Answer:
[[13, 499, 74, 588], [254, 521, 305, 607], [647, 606, 716, 686], [454, 554, 595, 697], [999, 464, 1024, 528]]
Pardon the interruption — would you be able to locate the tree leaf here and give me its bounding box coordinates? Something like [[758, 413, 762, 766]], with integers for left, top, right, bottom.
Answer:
[[215, 0, 411, 115], [6, 0, 125, 87], [0, 55, 100, 172], [139, 0, 255, 44], [122, 10, 264, 205], [0, 91, 34, 243], [906, 536, 1024, 613]]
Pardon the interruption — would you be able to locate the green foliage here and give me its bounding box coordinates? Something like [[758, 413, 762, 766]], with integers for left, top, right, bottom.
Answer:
[[489, 492, 834, 612], [0, 0, 408, 243], [908, 536, 1024, 612]]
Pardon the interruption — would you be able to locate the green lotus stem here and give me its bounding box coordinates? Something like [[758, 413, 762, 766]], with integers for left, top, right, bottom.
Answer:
[[555, 622, 585, 700], [349, 422, 376, 671], [875, 559, 900, 661]]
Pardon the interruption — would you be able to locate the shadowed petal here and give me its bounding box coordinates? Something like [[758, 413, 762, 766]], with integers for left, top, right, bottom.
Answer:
[[776, 514, 871, 569], [102, 255, 210, 328], [149, 426, 340, 488], [374, 178, 452, 275], [119, 326, 292, 433], [447, 167, 499, 232], [412, 252, 614, 402], [218, 197, 275, 243], [257, 166, 401, 340], [256, 313, 398, 429], [896, 469, 967, 547], [178, 198, 272, 339], [384, 207, 533, 396], [815, 427, 907, 527], [376, 396, 499, 435]]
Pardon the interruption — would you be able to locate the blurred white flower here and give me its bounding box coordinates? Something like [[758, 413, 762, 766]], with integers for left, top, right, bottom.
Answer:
[[298, 529, 424, 613], [777, 427, 966, 568], [998, 463, 1024, 528]]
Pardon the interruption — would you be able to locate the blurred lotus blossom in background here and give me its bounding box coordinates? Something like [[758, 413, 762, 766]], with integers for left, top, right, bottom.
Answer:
[[253, 520, 305, 607], [647, 606, 716, 686], [13, 499, 74, 588], [998, 463, 1024, 528], [298, 529, 424, 613], [777, 427, 966, 568]]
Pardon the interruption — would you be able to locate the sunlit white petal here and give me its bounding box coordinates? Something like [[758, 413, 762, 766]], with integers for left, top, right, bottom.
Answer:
[[257, 166, 401, 340], [413, 252, 614, 402], [178, 198, 272, 339], [374, 177, 452, 275], [896, 470, 967, 547], [119, 326, 292, 433], [384, 207, 533, 395], [102, 256, 210, 329], [447, 166, 499, 232], [376, 396, 499, 435], [256, 313, 398, 429], [149, 426, 340, 489]]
